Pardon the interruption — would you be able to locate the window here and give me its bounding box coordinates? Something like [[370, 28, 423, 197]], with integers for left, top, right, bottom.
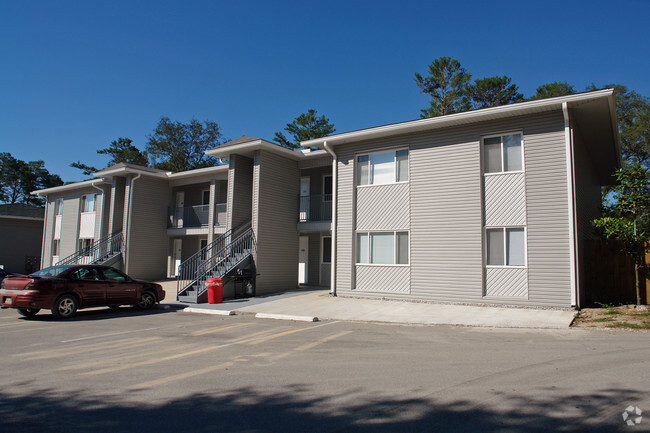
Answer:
[[356, 232, 409, 265], [70, 267, 101, 281], [101, 267, 127, 282], [78, 239, 93, 255], [52, 239, 60, 256], [486, 227, 526, 266], [202, 190, 210, 205], [357, 149, 409, 185], [483, 134, 522, 173], [322, 236, 332, 263], [80, 194, 95, 213], [55, 199, 64, 215]]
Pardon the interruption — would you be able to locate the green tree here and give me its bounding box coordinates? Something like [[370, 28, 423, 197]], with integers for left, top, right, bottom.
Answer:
[[146, 117, 223, 172], [414, 57, 471, 118], [592, 165, 650, 305], [466, 76, 524, 109], [589, 84, 650, 167], [0, 153, 63, 205], [528, 81, 576, 100], [274, 109, 335, 149], [71, 137, 148, 176]]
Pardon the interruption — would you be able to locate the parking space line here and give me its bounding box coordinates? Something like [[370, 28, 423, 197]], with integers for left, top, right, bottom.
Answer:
[[245, 327, 318, 345], [188, 323, 250, 336], [15, 336, 146, 357], [0, 320, 41, 328], [295, 330, 353, 351], [56, 342, 204, 371], [82, 327, 287, 376], [61, 327, 161, 343], [22, 336, 162, 360], [130, 360, 239, 389]]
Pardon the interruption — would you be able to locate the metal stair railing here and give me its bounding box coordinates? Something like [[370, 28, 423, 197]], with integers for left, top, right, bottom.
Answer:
[[176, 222, 252, 298], [56, 232, 124, 266]]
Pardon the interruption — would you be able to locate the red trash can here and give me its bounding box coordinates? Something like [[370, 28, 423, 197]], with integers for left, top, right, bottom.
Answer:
[[206, 278, 223, 304]]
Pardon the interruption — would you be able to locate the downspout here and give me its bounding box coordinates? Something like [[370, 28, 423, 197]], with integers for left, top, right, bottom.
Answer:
[[124, 173, 142, 274], [563, 102, 579, 308], [323, 141, 337, 296], [91, 181, 105, 240], [39, 194, 48, 269]]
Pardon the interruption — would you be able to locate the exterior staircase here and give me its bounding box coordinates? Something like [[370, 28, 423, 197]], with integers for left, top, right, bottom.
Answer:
[[56, 232, 124, 266], [176, 223, 255, 303]]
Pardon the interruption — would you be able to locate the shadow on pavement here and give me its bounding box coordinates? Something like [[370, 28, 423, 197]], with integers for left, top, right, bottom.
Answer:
[[13, 305, 184, 322], [0, 385, 639, 432]]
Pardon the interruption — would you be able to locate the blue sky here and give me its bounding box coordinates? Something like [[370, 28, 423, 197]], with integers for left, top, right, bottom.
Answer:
[[1, 0, 649, 182]]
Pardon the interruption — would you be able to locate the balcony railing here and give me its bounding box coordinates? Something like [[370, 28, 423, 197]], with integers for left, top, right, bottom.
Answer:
[[168, 203, 227, 228], [298, 194, 332, 222]]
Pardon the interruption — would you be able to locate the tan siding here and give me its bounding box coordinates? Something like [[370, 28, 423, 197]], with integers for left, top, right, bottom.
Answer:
[[126, 176, 169, 280], [485, 268, 528, 297], [228, 155, 253, 229], [356, 183, 410, 230], [356, 266, 410, 293], [484, 173, 527, 227], [334, 111, 572, 307], [254, 150, 300, 294]]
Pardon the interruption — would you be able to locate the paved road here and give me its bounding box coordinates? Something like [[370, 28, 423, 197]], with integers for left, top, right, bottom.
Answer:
[[0, 306, 648, 432]]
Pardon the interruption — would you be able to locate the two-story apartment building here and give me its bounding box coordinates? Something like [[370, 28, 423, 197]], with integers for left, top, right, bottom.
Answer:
[[34, 89, 619, 309]]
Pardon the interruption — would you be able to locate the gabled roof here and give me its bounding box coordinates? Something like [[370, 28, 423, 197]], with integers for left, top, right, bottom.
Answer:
[[31, 178, 111, 196], [94, 163, 169, 178], [206, 136, 330, 161], [301, 89, 618, 152]]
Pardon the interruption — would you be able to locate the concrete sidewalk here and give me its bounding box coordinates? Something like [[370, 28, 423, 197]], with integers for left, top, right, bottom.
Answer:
[[158, 281, 576, 328]]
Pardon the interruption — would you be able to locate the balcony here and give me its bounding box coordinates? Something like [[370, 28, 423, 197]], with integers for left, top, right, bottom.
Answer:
[[169, 204, 227, 229], [298, 194, 332, 222]]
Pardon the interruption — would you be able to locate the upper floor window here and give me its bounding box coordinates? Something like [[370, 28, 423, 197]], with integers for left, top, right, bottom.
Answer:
[[357, 149, 409, 186], [483, 133, 523, 173], [80, 194, 95, 213], [55, 198, 64, 215]]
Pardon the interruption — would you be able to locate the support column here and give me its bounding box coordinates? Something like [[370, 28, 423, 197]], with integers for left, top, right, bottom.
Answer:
[[207, 179, 216, 244]]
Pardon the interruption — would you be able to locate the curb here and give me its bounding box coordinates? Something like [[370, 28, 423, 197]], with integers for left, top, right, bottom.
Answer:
[[183, 307, 235, 316], [255, 313, 319, 322]]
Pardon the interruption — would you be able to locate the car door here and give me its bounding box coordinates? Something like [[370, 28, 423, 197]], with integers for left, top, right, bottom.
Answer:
[[68, 267, 107, 307], [101, 267, 139, 305]]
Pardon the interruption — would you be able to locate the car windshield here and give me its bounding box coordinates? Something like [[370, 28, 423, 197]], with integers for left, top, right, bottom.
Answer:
[[30, 266, 74, 277]]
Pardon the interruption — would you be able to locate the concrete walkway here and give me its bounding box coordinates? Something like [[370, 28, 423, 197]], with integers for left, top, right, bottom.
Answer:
[[158, 281, 576, 328]]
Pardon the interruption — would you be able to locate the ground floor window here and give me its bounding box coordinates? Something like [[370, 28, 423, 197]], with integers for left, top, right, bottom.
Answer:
[[486, 227, 526, 266], [356, 231, 409, 265]]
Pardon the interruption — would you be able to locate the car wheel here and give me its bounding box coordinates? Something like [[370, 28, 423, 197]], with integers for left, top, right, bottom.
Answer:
[[135, 291, 156, 310], [51, 295, 78, 319], [18, 308, 40, 317]]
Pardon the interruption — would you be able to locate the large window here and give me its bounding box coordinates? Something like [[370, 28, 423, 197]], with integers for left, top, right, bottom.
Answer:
[[486, 227, 526, 266], [80, 194, 95, 213], [357, 232, 409, 265], [483, 133, 523, 173], [357, 149, 409, 185]]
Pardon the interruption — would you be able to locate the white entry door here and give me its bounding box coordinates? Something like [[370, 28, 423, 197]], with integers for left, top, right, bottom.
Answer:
[[175, 192, 185, 228], [172, 239, 182, 276], [299, 177, 310, 221], [298, 236, 308, 284]]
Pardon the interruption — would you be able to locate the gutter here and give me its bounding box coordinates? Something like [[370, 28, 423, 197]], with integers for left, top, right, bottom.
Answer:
[[563, 102, 579, 309], [323, 141, 337, 296], [124, 173, 142, 274]]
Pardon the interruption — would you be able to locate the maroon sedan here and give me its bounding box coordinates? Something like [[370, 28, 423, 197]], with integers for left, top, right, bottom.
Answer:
[[0, 265, 165, 319]]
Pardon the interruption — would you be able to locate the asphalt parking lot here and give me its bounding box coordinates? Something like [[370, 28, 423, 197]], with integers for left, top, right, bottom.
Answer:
[[0, 305, 648, 432]]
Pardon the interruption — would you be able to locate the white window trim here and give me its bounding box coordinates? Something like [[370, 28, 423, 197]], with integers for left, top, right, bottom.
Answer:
[[481, 131, 525, 175], [355, 230, 410, 266], [484, 226, 528, 268], [356, 147, 410, 187], [80, 194, 96, 214]]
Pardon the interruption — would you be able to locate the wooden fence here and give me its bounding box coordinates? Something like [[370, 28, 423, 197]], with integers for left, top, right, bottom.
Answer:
[[582, 240, 647, 305]]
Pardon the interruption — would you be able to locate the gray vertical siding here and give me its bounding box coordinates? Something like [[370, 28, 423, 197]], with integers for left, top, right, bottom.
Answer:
[[110, 177, 126, 235], [228, 155, 253, 230], [126, 176, 169, 280], [334, 111, 572, 307], [253, 150, 299, 294]]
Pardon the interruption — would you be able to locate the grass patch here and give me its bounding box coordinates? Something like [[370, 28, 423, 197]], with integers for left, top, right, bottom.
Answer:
[[606, 322, 650, 329], [604, 309, 620, 315], [591, 317, 615, 322]]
